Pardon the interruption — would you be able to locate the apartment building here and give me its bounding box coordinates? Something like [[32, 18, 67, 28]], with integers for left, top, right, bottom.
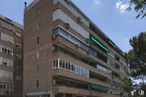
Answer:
[[0, 15, 23, 97], [23, 0, 129, 97]]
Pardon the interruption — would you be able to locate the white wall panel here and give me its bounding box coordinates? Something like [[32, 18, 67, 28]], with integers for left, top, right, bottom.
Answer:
[[53, 9, 89, 39], [0, 32, 14, 44], [0, 70, 13, 79], [53, 0, 89, 27]]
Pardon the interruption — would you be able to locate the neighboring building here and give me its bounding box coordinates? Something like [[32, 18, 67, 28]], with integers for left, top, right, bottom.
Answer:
[[132, 82, 145, 97], [23, 0, 129, 97], [0, 15, 23, 97]]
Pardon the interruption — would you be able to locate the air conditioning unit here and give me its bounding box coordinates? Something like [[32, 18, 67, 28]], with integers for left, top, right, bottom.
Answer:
[[65, 23, 70, 29], [77, 17, 81, 23]]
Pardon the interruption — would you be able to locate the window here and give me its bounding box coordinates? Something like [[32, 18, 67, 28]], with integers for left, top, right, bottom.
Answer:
[[72, 64, 75, 71], [0, 21, 15, 31], [37, 65, 39, 72], [62, 61, 65, 69], [0, 83, 13, 92], [36, 24, 39, 30], [115, 64, 120, 70], [60, 60, 63, 68], [0, 84, 2, 89], [81, 68, 88, 77], [2, 62, 7, 65], [97, 63, 108, 74], [98, 52, 107, 63], [0, 70, 13, 79], [120, 59, 126, 66], [1, 45, 13, 55], [3, 84, 6, 89], [37, 37, 40, 44], [89, 48, 98, 57], [1, 58, 13, 67], [53, 59, 58, 68], [69, 35, 78, 45], [65, 62, 68, 69], [16, 32, 22, 37], [68, 63, 71, 70], [115, 54, 120, 61], [108, 60, 115, 67], [76, 66, 81, 74], [89, 48, 107, 63], [53, 58, 89, 77], [78, 42, 88, 51], [36, 80, 39, 88], [53, 27, 88, 52], [0, 32, 14, 44], [89, 71, 107, 82], [37, 8, 40, 16], [108, 50, 115, 58], [15, 76, 22, 80], [59, 28, 69, 39], [36, 51, 39, 58], [16, 54, 21, 60], [16, 43, 22, 48]]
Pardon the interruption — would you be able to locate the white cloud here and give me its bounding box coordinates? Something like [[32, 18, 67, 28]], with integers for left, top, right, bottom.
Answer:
[[115, 1, 129, 13], [92, 0, 100, 5]]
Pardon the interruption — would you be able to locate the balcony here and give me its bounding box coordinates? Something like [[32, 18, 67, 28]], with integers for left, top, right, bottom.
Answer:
[[53, 68, 109, 88], [53, 86, 119, 97], [0, 65, 14, 72], [0, 77, 13, 83], [54, 52, 109, 78]]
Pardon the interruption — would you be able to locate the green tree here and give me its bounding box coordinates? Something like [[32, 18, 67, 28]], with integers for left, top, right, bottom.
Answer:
[[129, 0, 146, 18], [127, 32, 146, 80], [123, 78, 133, 92]]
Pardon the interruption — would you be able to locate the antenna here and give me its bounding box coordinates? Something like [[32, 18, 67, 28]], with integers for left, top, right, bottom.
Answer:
[[24, 2, 27, 8]]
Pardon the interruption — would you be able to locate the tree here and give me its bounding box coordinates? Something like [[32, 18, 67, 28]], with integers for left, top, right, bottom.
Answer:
[[129, 0, 146, 18], [127, 32, 146, 80]]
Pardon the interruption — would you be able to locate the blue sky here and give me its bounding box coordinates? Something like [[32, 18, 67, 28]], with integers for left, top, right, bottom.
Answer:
[[0, 0, 146, 53]]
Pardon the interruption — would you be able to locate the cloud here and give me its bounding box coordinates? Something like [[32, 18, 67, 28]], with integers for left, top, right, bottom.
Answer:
[[92, 0, 100, 5], [115, 1, 129, 13]]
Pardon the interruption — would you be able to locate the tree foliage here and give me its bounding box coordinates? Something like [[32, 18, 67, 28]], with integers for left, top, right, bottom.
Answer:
[[123, 78, 133, 92], [127, 32, 146, 79], [130, 0, 146, 18]]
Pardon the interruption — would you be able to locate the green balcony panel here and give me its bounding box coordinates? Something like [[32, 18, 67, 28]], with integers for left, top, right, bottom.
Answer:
[[90, 35, 109, 52]]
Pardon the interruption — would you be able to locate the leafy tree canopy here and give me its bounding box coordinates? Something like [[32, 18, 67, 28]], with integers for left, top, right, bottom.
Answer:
[[127, 32, 146, 79], [129, 0, 146, 18]]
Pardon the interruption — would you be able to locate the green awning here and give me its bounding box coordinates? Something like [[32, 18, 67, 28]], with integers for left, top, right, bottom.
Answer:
[[90, 34, 109, 52], [91, 84, 109, 92]]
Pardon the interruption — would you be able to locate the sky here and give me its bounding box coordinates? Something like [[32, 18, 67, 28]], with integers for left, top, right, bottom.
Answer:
[[0, 0, 146, 53]]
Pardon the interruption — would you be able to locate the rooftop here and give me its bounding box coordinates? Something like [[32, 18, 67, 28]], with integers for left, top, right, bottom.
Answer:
[[0, 14, 23, 29], [25, 0, 125, 56]]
